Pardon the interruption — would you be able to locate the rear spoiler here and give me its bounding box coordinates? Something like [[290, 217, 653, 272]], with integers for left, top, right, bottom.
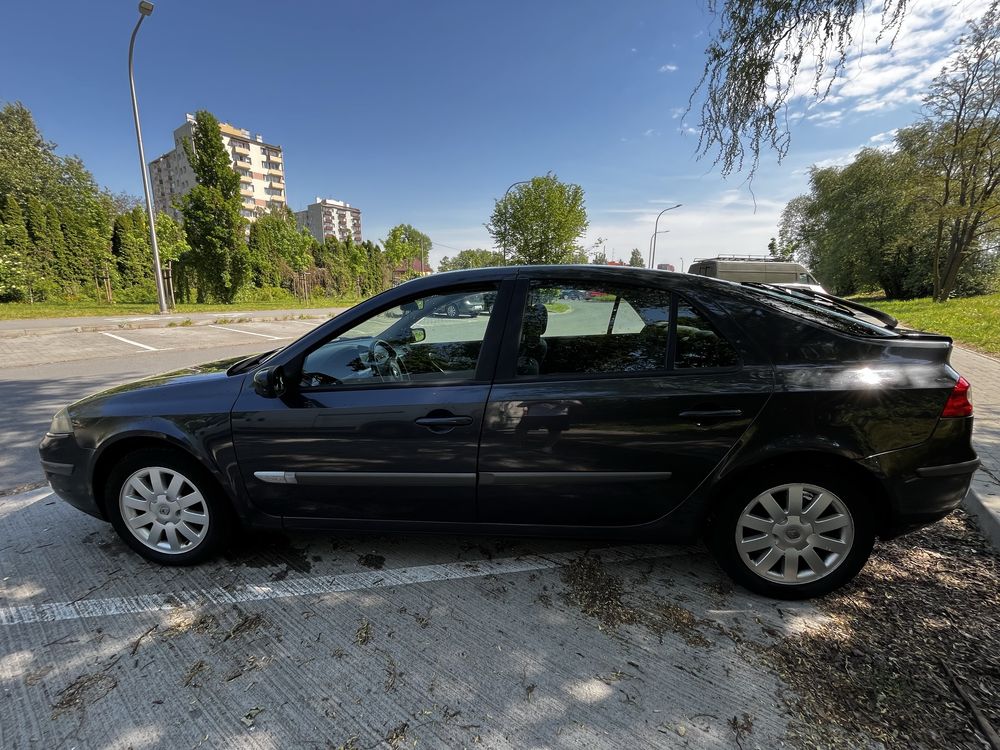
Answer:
[[740, 283, 898, 329]]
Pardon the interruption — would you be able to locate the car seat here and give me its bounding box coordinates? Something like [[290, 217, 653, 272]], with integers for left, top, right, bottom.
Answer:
[[517, 302, 549, 375]]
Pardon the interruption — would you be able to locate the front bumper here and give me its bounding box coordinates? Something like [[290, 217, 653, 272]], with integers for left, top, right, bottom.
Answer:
[[38, 433, 101, 519]]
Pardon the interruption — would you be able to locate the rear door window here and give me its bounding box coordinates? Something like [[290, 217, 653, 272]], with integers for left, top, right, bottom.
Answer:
[[512, 281, 738, 378]]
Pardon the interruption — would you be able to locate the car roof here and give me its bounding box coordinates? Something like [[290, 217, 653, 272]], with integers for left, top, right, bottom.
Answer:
[[398, 264, 735, 295]]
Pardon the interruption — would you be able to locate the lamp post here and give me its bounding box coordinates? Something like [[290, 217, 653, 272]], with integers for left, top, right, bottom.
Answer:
[[499, 179, 532, 264], [647, 229, 669, 269], [647, 203, 682, 269], [129, 0, 169, 314]]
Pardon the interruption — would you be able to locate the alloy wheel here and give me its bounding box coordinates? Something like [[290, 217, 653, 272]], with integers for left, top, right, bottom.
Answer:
[[734, 482, 855, 585], [118, 466, 210, 555]]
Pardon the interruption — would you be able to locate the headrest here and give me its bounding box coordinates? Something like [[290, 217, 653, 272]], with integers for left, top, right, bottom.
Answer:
[[522, 302, 548, 338]]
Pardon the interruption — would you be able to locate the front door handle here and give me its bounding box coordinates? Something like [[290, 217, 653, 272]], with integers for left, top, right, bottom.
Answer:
[[679, 408, 744, 419], [415, 414, 473, 432]]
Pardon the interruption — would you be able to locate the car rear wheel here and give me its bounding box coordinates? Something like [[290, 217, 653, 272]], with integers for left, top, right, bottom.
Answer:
[[446, 304, 459, 318], [106, 449, 230, 565], [709, 474, 875, 599]]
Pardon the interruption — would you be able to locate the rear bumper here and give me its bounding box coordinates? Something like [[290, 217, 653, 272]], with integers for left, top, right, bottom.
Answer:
[[874, 455, 980, 539], [38, 433, 102, 520]]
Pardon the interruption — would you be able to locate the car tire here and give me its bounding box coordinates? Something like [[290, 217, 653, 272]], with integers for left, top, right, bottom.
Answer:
[[446, 304, 459, 318], [105, 448, 231, 566], [708, 470, 875, 599]]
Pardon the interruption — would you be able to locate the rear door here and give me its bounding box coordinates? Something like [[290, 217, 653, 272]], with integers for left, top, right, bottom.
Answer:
[[476, 275, 774, 526]]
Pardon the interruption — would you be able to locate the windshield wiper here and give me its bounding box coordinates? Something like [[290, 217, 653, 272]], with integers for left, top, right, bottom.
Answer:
[[740, 283, 898, 329]]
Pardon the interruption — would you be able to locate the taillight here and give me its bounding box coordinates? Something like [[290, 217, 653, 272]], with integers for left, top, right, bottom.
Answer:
[[942, 375, 973, 418]]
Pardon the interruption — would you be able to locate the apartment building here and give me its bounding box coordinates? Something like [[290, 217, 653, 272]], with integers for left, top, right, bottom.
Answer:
[[295, 198, 363, 244], [149, 114, 287, 222]]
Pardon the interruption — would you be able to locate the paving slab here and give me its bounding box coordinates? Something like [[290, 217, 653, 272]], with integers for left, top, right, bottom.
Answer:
[[0, 486, 846, 749], [951, 347, 1000, 549]]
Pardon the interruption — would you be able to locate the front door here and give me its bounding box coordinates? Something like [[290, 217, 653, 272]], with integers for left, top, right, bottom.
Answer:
[[477, 277, 773, 526], [231, 282, 508, 523]]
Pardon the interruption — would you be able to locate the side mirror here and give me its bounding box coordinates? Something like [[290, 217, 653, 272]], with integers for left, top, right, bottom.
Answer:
[[410, 327, 426, 343], [252, 366, 287, 397]]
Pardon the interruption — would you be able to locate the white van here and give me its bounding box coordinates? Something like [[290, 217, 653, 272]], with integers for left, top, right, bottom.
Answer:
[[687, 256, 826, 293]]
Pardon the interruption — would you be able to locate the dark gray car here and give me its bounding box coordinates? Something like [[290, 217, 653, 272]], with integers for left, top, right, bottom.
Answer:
[[39, 266, 979, 598]]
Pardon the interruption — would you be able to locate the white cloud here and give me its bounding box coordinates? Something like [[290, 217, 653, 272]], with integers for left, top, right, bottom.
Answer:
[[869, 128, 899, 145], [643, 128, 657, 137], [584, 192, 785, 269], [781, 0, 990, 123], [659, 63, 678, 73]]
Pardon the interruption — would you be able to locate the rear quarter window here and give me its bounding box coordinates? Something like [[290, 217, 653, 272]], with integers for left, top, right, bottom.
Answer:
[[746, 290, 898, 339]]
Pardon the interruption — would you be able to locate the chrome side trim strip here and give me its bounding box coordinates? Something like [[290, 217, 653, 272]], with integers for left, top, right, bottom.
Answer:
[[479, 471, 672, 486], [254, 471, 475, 487], [254, 471, 297, 485]]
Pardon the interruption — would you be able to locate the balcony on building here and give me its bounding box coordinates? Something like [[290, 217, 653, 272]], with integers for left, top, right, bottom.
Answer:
[[231, 142, 251, 155]]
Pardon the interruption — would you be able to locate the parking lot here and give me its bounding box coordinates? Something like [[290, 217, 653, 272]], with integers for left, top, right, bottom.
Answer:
[[0, 482, 824, 749], [0, 317, 326, 369], [1, 313, 998, 748]]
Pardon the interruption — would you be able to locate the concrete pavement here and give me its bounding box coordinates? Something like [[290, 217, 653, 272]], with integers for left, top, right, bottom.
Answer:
[[952, 348, 1000, 548], [0, 305, 346, 338]]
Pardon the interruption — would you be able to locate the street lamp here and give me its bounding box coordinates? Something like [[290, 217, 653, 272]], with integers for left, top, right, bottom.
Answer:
[[128, 0, 169, 314], [647, 229, 669, 268], [499, 179, 532, 264], [648, 203, 682, 269]]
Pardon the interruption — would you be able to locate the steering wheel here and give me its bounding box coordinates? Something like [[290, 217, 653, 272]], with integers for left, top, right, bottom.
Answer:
[[367, 339, 407, 381]]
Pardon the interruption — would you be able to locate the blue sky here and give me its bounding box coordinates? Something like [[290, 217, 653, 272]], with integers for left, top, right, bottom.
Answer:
[[1, 0, 988, 271]]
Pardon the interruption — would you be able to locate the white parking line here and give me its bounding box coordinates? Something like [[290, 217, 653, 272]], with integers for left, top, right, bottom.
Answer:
[[207, 324, 286, 340], [99, 331, 159, 351], [0, 544, 687, 626]]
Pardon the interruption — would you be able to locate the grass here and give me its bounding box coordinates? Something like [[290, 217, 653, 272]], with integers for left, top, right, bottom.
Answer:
[[543, 302, 571, 314], [0, 297, 360, 320], [856, 292, 1000, 356]]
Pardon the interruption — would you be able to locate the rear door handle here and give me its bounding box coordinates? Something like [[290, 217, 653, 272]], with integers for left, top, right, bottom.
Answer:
[[415, 415, 474, 428], [679, 409, 743, 419]]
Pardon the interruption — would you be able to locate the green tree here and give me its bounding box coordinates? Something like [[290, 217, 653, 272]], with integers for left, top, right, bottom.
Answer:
[[905, 5, 1000, 301], [487, 173, 588, 264], [156, 212, 190, 266], [0, 102, 62, 204], [780, 148, 941, 299], [383, 224, 431, 275], [438, 248, 503, 271], [179, 110, 249, 302], [0, 195, 31, 300], [111, 207, 151, 288], [627, 248, 645, 267], [247, 208, 312, 287]]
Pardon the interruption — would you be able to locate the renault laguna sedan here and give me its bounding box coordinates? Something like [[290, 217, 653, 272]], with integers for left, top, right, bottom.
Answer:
[[39, 266, 979, 599]]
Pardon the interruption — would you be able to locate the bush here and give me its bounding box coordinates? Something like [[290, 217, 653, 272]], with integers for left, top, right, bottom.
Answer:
[[232, 285, 296, 304], [113, 284, 158, 304]]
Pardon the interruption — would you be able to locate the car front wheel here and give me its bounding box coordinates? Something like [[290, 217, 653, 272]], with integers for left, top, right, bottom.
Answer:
[[106, 449, 230, 565], [709, 473, 875, 599]]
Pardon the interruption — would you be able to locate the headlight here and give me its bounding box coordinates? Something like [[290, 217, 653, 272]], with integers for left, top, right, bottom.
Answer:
[[48, 407, 74, 436]]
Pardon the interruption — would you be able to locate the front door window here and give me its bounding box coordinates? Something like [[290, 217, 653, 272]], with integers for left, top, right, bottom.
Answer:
[[300, 286, 497, 389]]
